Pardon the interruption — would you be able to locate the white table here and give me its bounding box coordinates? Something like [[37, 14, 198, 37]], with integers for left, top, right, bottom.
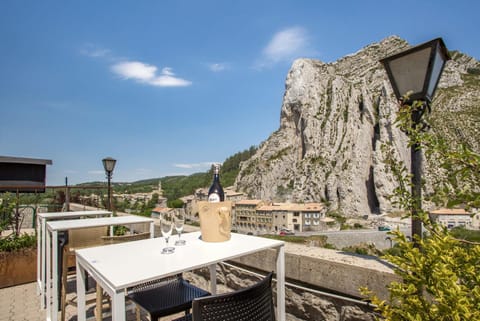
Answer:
[[45, 215, 155, 321], [76, 232, 286, 321], [36, 210, 112, 308]]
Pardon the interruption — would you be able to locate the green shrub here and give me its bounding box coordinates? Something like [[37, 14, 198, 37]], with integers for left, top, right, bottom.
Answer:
[[342, 243, 381, 256], [0, 233, 36, 252], [466, 67, 480, 75], [323, 243, 337, 250], [450, 227, 480, 242], [0, 193, 16, 234]]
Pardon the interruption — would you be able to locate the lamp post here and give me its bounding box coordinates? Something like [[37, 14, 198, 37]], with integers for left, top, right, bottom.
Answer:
[[102, 157, 117, 211], [380, 38, 450, 241]]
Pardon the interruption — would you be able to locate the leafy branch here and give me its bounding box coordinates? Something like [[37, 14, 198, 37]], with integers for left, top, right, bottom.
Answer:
[[362, 94, 480, 320]]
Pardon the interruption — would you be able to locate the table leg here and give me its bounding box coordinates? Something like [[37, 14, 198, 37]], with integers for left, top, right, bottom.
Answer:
[[276, 246, 285, 321], [41, 218, 47, 308], [46, 228, 52, 321], [111, 290, 126, 321], [110, 212, 114, 236], [76, 260, 87, 321], [209, 264, 217, 294], [52, 231, 59, 321], [149, 221, 154, 238], [37, 216, 41, 296]]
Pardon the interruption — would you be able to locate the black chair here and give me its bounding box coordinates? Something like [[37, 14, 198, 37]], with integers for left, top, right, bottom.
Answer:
[[126, 274, 211, 321], [173, 272, 275, 321]]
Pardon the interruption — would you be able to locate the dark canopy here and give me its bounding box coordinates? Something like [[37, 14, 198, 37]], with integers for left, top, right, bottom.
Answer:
[[0, 156, 52, 193]]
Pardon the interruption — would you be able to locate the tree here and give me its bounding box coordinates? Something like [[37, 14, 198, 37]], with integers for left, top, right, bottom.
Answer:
[[0, 193, 16, 234], [361, 99, 480, 320], [168, 199, 184, 208]]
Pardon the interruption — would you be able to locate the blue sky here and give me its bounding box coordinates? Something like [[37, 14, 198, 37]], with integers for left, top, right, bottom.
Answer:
[[1, 0, 479, 185]]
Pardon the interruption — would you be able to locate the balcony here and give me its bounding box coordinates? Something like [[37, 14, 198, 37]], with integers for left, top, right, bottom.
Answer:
[[1, 209, 396, 321]]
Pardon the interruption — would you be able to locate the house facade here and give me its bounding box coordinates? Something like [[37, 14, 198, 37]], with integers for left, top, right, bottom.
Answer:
[[429, 208, 473, 229]]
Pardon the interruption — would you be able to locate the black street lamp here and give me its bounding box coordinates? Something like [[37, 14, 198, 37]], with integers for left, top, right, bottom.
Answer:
[[380, 38, 450, 241], [102, 157, 117, 211]]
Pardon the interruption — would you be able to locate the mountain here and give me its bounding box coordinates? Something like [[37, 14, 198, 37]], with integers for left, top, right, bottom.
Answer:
[[234, 36, 480, 217]]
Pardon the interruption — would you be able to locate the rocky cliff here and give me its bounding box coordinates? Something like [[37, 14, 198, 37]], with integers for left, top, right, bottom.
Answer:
[[234, 36, 480, 217]]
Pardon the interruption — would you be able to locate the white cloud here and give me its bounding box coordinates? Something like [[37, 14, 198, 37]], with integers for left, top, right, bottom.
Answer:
[[111, 61, 192, 87], [257, 26, 315, 68], [88, 170, 104, 175], [80, 43, 192, 88], [208, 63, 229, 72], [134, 168, 152, 174], [80, 44, 111, 58], [174, 162, 215, 169], [111, 61, 157, 81], [161, 67, 174, 76], [149, 74, 192, 87]]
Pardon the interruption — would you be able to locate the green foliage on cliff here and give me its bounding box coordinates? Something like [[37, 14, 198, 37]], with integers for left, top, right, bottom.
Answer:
[[160, 146, 257, 201], [161, 173, 210, 201], [221, 145, 258, 186]]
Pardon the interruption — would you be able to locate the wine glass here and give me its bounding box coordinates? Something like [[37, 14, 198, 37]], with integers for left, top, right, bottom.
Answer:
[[174, 210, 186, 246], [160, 211, 175, 254]]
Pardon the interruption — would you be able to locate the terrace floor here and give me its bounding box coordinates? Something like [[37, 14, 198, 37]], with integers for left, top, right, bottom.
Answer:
[[0, 280, 185, 321]]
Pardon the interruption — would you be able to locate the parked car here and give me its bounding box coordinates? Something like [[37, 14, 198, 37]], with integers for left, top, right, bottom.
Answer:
[[378, 225, 391, 231], [279, 229, 294, 236]]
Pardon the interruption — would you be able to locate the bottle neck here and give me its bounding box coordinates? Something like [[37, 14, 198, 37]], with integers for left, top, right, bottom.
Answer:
[[212, 166, 220, 181]]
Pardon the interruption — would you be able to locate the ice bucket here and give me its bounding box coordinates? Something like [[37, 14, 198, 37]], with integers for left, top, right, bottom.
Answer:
[[198, 201, 232, 242]]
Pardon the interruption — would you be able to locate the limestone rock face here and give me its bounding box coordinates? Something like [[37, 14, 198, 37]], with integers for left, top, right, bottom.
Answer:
[[234, 36, 480, 217]]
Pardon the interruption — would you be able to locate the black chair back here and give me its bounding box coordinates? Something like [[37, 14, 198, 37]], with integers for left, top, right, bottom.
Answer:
[[192, 272, 275, 321]]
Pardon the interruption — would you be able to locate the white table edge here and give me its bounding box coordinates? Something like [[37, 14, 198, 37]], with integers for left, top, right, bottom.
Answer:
[[44, 215, 154, 321], [75, 233, 286, 321], [37, 210, 112, 309]]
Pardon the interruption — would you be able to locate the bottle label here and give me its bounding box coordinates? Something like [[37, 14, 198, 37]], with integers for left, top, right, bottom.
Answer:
[[208, 193, 221, 203]]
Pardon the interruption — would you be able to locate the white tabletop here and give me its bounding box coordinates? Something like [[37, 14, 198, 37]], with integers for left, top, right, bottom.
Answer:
[[45, 215, 155, 321], [36, 210, 113, 309], [76, 231, 284, 290], [47, 215, 153, 232], [38, 210, 111, 220]]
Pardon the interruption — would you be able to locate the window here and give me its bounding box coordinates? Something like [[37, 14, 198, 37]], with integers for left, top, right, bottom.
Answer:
[[305, 213, 311, 218], [305, 220, 311, 225], [293, 219, 297, 223]]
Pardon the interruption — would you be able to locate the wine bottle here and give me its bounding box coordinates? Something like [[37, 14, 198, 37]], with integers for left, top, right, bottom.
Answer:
[[207, 164, 225, 202]]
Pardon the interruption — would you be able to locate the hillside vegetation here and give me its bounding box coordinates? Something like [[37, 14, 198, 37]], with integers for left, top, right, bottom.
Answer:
[[109, 146, 257, 203]]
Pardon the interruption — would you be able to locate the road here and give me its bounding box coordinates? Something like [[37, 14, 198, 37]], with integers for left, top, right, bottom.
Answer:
[[294, 227, 411, 250]]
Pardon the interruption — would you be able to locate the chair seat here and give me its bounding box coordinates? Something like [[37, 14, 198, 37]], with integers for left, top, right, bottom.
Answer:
[[127, 277, 210, 320], [172, 272, 275, 321]]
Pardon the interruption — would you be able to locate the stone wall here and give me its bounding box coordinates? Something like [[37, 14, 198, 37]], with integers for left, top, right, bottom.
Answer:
[[185, 242, 399, 321]]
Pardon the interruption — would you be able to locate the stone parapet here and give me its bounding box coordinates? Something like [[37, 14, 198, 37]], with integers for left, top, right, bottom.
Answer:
[[232, 242, 399, 300]]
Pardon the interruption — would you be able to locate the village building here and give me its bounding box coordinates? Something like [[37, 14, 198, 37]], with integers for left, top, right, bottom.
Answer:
[[429, 208, 473, 229]]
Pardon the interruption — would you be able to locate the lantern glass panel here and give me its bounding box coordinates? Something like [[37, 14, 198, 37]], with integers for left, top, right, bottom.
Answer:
[[102, 158, 116, 172], [388, 47, 431, 98], [427, 49, 446, 99]]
